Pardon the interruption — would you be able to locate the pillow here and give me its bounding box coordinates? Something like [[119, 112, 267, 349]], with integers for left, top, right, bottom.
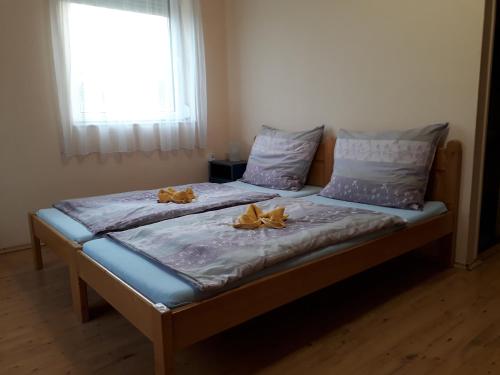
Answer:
[[240, 125, 325, 191], [320, 123, 449, 210]]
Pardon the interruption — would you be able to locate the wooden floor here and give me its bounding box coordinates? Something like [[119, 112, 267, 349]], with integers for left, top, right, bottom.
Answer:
[[1, 249, 500, 375]]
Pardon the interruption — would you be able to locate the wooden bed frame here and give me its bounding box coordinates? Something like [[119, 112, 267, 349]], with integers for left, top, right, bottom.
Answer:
[[74, 140, 461, 375], [28, 138, 335, 322]]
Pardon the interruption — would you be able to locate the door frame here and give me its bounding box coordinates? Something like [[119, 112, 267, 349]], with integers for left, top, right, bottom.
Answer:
[[468, 0, 497, 265]]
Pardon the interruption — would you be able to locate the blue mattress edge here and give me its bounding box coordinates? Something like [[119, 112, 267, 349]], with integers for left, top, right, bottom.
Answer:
[[37, 208, 94, 244]]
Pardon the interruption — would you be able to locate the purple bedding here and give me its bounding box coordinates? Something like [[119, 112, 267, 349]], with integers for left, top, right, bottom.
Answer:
[[109, 197, 405, 292], [54, 183, 278, 235]]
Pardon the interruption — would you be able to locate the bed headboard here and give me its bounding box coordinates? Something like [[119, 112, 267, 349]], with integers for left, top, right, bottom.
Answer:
[[426, 140, 462, 216], [306, 137, 335, 187]]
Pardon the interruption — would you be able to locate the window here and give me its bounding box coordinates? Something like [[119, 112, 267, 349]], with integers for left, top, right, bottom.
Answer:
[[50, 0, 207, 156], [68, 3, 175, 125]]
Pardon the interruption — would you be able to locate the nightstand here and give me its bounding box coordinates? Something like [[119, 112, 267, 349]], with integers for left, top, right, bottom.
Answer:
[[209, 160, 247, 183]]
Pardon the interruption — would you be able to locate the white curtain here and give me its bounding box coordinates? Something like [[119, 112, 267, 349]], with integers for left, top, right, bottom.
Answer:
[[49, 0, 207, 157]]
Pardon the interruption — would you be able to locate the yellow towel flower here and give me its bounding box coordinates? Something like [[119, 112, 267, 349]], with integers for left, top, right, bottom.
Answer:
[[157, 187, 196, 204], [233, 204, 288, 229]]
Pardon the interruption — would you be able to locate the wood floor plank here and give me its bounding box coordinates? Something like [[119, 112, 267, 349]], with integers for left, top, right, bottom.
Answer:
[[1, 248, 499, 374]]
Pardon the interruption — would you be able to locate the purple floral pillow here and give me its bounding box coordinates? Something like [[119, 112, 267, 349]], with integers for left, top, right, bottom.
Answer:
[[240, 125, 324, 191], [320, 123, 449, 209]]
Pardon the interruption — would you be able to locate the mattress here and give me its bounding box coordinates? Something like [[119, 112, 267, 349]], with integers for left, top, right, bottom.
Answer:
[[37, 208, 94, 243], [82, 196, 447, 308], [36, 182, 322, 243]]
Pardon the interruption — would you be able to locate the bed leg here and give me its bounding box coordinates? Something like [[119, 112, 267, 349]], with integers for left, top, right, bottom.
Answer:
[[69, 264, 89, 323], [152, 305, 174, 375], [28, 213, 43, 270], [437, 233, 455, 268]]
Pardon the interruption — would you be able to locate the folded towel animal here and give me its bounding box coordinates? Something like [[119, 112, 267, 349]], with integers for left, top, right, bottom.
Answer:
[[233, 203, 288, 229], [157, 187, 196, 204]]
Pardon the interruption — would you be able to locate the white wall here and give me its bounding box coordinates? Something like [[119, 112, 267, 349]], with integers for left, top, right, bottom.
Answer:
[[225, 0, 485, 265], [0, 0, 229, 249]]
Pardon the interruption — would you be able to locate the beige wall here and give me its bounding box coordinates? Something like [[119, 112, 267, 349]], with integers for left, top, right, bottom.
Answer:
[[0, 0, 229, 249], [0, 0, 486, 265], [225, 0, 485, 265]]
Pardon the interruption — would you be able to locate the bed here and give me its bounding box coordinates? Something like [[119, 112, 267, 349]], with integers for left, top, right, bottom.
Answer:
[[28, 138, 334, 320], [75, 140, 461, 375]]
